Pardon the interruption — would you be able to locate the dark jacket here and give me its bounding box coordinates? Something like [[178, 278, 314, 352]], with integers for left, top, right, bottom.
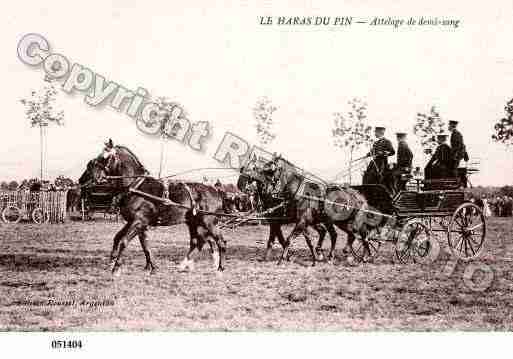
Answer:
[[427, 143, 452, 170], [397, 141, 413, 169], [450, 129, 469, 167], [369, 137, 395, 170]]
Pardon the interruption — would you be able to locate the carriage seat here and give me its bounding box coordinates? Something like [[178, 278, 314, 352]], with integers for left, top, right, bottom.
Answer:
[[422, 177, 461, 191]]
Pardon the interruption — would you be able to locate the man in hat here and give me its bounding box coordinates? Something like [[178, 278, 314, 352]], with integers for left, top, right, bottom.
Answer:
[[424, 133, 453, 180], [448, 120, 469, 185], [394, 132, 413, 191], [448, 120, 469, 168], [362, 126, 395, 188]]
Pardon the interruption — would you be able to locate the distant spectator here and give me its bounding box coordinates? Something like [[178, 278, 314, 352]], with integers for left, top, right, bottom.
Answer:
[[483, 196, 492, 217], [29, 182, 42, 192]]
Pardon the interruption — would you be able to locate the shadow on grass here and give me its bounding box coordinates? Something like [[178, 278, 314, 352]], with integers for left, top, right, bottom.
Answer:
[[0, 253, 107, 271]]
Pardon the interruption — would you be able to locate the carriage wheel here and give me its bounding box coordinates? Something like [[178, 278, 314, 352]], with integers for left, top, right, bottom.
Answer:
[[396, 219, 431, 264], [31, 207, 50, 224], [2, 205, 22, 224], [448, 203, 486, 261], [350, 229, 382, 263]]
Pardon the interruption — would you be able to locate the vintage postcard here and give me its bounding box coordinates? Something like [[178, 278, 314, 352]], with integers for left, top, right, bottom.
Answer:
[[1, 0, 512, 356]]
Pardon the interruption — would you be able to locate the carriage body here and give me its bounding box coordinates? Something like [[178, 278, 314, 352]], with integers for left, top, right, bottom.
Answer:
[[80, 183, 119, 220], [350, 178, 485, 262]]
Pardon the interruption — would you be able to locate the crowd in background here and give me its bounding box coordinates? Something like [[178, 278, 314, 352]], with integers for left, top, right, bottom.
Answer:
[[471, 195, 513, 217]]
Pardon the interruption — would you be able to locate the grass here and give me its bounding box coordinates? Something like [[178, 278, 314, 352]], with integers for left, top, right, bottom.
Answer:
[[0, 217, 512, 331]]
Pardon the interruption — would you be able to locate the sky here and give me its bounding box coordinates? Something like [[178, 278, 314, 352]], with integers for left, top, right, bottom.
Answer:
[[1, 0, 513, 186]]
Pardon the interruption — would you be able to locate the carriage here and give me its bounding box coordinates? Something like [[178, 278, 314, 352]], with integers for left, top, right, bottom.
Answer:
[[78, 183, 119, 221], [349, 177, 485, 263], [82, 144, 485, 274], [237, 150, 485, 264]]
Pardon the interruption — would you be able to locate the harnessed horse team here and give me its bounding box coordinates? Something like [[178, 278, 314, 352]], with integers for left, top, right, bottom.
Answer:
[[81, 120, 469, 276]]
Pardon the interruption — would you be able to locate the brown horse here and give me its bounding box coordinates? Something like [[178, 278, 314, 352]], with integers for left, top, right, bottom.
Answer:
[[242, 155, 372, 266], [88, 146, 227, 275], [237, 163, 338, 263]]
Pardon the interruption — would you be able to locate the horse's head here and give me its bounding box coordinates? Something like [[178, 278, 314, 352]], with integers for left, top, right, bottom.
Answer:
[[261, 155, 304, 198], [103, 151, 120, 177]]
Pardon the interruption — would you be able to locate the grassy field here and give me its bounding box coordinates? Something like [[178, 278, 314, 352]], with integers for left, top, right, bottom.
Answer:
[[1, 217, 512, 331]]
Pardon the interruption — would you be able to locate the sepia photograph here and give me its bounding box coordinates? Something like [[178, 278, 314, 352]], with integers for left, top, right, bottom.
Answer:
[[1, 0, 512, 356]]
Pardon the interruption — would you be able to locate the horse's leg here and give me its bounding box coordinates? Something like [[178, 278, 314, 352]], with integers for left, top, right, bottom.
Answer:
[[110, 223, 130, 268], [209, 224, 226, 271], [278, 222, 301, 265], [314, 223, 327, 260], [326, 223, 338, 262], [111, 220, 143, 276], [179, 224, 198, 271], [302, 225, 318, 266], [263, 223, 278, 261], [335, 223, 352, 257], [139, 229, 157, 274], [275, 224, 293, 261]]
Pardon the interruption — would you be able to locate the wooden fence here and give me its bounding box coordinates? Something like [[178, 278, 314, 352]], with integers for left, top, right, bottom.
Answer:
[[0, 190, 68, 224]]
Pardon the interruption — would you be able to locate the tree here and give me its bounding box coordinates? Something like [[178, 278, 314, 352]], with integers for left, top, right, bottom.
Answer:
[[253, 97, 277, 148], [413, 106, 445, 155], [54, 175, 75, 189], [18, 178, 41, 191], [153, 97, 188, 177], [492, 98, 513, 146], [332, 98, 373, 184], [7, 181, 19, 191], [20, 77, 64, 183], [0, 181, 8, 191]]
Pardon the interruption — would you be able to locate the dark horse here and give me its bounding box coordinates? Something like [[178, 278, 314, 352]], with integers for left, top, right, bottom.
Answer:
[[87, 145, 227, 275], [239, 155, 372, 266], [238, 158, 342, 264]]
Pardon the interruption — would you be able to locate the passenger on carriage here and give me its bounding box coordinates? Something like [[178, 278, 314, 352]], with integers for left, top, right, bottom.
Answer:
[[362, 126, 395, 192], [394, 132, 413, 191], [424, 133, 453, 181]]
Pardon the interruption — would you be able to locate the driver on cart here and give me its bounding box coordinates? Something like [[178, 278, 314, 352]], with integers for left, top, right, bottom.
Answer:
[[393, 132, 413, 192], [362, 126, 395, 193]]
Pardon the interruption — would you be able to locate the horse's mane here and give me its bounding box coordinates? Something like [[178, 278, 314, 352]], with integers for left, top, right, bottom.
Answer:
[[115, 146, 148, 174], [277, 157, 327, 185]]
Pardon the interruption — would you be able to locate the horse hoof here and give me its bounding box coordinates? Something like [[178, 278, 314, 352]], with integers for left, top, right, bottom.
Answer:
[[112, 267, 122, 277], [316, 251, 324, 261], [150, 267, 158, 275]]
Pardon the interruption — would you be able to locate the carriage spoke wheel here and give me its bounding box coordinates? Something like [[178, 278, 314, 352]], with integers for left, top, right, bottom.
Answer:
[[396, 219, 431, 264], [31, 207, 50, 224], [448, 203, 486, 261], [2, 205, 22, 224], [350, 229, 382, 263]]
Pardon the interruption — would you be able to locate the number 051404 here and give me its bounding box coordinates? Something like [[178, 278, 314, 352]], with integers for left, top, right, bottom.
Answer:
[[51, 340, 82, 349]]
